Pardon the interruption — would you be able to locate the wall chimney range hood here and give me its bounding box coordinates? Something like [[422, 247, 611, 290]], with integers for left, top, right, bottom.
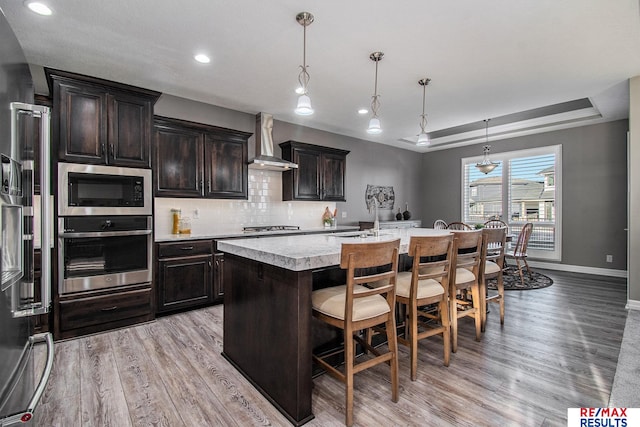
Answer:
[[248, 113, 298, 171]]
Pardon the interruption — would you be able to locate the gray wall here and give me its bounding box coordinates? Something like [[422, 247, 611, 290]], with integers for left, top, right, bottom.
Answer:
[[420, 119, 628, 270]]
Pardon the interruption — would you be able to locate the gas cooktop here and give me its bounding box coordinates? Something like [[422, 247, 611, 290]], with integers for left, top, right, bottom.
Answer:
[[242, 225, 300, 233]]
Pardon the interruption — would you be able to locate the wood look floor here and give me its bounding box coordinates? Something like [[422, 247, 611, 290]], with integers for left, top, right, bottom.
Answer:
[[34, 270, 627, 426]]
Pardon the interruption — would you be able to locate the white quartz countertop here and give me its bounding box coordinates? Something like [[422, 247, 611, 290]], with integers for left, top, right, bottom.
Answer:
[[217, 228, 452, 271], [154, 225, 360, 242]]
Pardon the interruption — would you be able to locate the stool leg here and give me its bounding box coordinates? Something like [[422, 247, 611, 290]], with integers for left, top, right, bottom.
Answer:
[[450, 288, 459, 353], [440, 296, 451, 367], [345, 327, 354, 427]]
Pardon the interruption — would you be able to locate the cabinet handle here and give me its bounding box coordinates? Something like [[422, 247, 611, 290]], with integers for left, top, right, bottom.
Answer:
[[180, 246, 194, 251], [100, 143, 106, 156], [208, 179, 211, 193], [109, 144, 115, 158], [101, 306, 118, 312], [209, 261, 212, 268]]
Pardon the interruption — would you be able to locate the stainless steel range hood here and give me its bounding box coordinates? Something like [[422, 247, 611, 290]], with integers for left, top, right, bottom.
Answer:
[[248, 113, 298, 171]]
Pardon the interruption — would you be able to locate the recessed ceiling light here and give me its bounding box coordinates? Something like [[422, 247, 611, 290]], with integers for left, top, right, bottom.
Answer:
[[194, 54, 211, 64], [358, 108, 368, 115], [25, 1, 52, 15]]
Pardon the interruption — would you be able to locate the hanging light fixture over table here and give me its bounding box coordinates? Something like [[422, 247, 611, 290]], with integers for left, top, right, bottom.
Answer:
[[367, 51, 384, 134], [294, 12, 314, 116], [475, 119, 500, 174], [416, 78, 431, 146]]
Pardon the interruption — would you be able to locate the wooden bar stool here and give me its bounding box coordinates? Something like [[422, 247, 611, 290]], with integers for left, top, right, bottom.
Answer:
[[311, 239, 400, 427], [449, 230, 483, 352], [395, 233, 454, 380]]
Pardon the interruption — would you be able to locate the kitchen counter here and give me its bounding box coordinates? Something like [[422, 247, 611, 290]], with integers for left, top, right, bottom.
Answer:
[[217, 227, 449, 271], [220, 227, 451, 425], [154, 225, 359, 242]]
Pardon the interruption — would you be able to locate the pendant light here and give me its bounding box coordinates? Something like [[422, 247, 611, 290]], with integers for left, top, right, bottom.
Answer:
[[416, 78, 431, 146], [294, 12, 314, 116], [366, 51, 384, 134], [475, 119, 500, 174]]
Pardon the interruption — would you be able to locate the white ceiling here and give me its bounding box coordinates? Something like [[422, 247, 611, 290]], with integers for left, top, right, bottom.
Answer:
[[2, 0, 640, 152]]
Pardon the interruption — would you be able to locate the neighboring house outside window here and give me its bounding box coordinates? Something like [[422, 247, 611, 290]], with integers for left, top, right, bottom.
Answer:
[[462, 145, 561, 261]]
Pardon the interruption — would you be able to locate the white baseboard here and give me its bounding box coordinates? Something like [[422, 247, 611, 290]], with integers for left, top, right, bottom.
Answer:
[[626, 300, 640, 310], [527, 260, 628, 278]]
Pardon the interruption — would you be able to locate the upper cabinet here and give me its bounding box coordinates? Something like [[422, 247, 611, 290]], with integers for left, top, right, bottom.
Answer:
[[46, 68, 161, 168], [153, 116, 251, 199], [279, 141, 349, 201]]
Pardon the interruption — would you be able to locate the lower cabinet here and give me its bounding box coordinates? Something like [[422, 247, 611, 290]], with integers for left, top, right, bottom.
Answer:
[[213, 252, 225, 301], [156, 240, 215, 313], [57, 285, 153, 339]]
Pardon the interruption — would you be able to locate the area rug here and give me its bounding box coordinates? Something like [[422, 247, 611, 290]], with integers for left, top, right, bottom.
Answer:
[[486, 266, 553, 290]]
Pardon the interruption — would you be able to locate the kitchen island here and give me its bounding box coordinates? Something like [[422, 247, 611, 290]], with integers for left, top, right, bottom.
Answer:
[[217, 228, 450, 425]]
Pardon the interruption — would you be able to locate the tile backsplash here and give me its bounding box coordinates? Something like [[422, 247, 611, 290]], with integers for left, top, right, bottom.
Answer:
[[154, 170, 337, 235]]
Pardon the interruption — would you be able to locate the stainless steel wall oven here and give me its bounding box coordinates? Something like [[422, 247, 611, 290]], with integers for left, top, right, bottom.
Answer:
[[58, 216, 152, 295]]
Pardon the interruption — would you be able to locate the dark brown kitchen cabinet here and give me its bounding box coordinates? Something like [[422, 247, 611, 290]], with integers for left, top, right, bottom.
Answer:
[[45, 68, 160, 167], [153, 116, 250, 199], [279, 141, 349, 201], [213, 252, 225, 301], [153, 120, 204, 197], [57, 285, 153, 339], [156, 240, 214, 313]]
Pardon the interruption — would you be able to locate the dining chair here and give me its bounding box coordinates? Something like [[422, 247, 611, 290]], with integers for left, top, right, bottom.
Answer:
[[505, 222, 534, 287], [311, 239, 400, 427], [483, 218, 508, 230], [395, 233, 453, 380], [449, 230, 483, 352], [479, 227, 507, 331], [446, 221, 472, 230], [433, 219, 448, 229]]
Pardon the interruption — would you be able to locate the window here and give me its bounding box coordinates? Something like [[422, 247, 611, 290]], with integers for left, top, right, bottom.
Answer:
[[462, 145, 562, 261]]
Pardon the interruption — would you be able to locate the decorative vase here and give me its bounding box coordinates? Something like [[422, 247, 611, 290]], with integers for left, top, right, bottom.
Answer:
[[402, 203, 411, 220], [396, 208, 402, 221]]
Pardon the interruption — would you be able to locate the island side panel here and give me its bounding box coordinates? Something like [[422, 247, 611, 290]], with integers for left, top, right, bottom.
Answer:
[[222, 253, 314, 425]]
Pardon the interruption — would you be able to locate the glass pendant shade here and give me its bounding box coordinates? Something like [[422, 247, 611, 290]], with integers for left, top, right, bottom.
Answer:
[[416, 132, 430, 146], [476, 161, 498, 174], [294, 12, 314, 116], [367, 117, 382, 134], [295, 94, 314, 115], [475, 119, 500, 174]]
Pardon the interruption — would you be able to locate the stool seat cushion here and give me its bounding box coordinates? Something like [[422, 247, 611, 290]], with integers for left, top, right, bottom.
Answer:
[[455, 267, 476, 285], [395, 271, 445, 299], [484, 260, 501, 274], [312, 284, 390, 321]]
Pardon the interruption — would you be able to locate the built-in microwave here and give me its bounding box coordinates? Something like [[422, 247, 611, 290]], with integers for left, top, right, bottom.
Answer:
[[58, 162, 152, 216]]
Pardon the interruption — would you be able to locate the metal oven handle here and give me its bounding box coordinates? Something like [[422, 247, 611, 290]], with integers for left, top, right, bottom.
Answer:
[[59, 229, 152, 238]]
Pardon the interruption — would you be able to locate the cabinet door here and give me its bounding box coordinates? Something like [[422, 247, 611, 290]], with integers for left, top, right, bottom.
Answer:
[[157, 254, 213, 312], [107, 91, 152, 168], [204, 134, 247, 199], [56, 81, 108, 164], [153, 123, 204, 197], [292, 147, 322, 200], [213, 253, 225, 301], [321, 152, 347, 201]]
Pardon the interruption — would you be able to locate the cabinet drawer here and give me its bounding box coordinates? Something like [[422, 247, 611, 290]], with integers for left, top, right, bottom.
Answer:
[[59, 287, 152, 331], [158, 240, 212, 258]]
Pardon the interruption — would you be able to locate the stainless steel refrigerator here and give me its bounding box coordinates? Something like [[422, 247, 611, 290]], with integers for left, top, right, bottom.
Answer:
[[0, 8, 54, 426]]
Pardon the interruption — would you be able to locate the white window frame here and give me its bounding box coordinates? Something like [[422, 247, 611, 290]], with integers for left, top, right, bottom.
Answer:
[[461, 144, 562, 261]]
